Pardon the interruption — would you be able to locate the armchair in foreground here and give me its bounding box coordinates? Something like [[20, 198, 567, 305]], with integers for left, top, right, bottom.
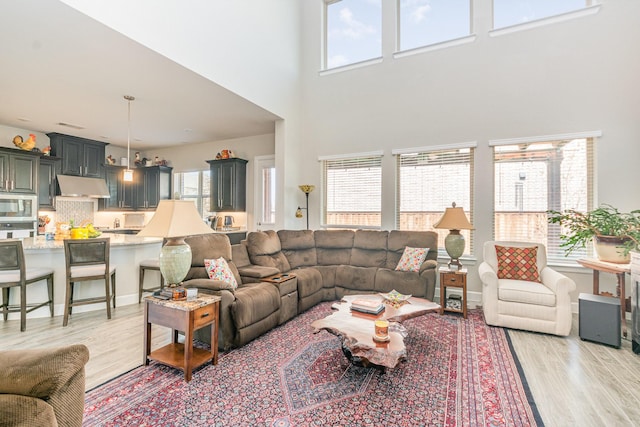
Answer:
[[479, 241, 576, 336], [0, 344, 90, 427]]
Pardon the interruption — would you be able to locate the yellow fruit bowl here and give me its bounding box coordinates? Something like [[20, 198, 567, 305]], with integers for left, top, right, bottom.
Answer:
[[70, 228, 89, 239]]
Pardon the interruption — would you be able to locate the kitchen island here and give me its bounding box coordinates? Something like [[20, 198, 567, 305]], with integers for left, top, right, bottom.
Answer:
[[13, 235, 163, 320]]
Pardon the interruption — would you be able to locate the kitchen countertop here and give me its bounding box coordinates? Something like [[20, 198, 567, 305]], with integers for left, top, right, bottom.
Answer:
[[23, 234, 163, 251]]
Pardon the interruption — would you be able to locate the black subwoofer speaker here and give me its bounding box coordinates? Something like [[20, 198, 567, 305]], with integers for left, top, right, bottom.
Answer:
[[579, 293, 621, 348]]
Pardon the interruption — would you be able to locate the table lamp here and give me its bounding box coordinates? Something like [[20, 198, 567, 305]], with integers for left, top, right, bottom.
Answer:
[[137, 200, 214, 286], [434, 202, 474, 270]]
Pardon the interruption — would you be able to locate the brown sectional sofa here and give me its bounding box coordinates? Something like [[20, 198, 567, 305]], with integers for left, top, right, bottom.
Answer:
[[183, 229, 438, 351]]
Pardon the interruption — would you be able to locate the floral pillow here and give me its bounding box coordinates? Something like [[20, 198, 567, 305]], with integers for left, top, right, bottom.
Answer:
[[204, 257, 238, 290], [395, 247, 429, 272], [495, 245, 541, 283]]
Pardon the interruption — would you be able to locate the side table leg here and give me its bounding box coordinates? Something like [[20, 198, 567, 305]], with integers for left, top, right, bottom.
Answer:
[[143, 301, 151, 366], [593, 270, 600, 295], [184, 320, 194, 382], [211, 301, 219, 365], [618, 273, 627, 338]]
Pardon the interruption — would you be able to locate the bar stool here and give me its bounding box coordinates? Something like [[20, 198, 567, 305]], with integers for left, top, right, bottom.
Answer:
[[0, 240, 54, 331], [139, 258, 164, 302], [63, 238, 116, 326]]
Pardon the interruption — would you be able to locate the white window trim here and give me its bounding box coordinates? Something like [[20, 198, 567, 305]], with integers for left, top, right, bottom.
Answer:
[[392, 141, 477, 156], [394, 35, 477, 59], [320, 57, 384, 76], [490, 4, 601, 38], [318, 150, 385, 161], [489, 130, 602, 147]]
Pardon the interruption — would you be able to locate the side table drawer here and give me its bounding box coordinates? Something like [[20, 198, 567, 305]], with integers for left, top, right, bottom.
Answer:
[[442, 273, 465, 286], [194, 303, 216, 329]]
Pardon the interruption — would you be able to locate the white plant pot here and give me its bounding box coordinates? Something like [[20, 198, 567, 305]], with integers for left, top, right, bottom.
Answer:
[[593, 235, 631, 264]]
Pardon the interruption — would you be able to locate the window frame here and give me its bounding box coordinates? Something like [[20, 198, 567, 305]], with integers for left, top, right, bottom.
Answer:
[[320, 151, 384, 229], [490, 131, 601, 264], [393, 142, 476, 257], [173, 170, 211, 220]]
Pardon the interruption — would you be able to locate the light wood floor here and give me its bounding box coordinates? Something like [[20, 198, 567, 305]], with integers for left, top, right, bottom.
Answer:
[[2, 306, 640, 426]]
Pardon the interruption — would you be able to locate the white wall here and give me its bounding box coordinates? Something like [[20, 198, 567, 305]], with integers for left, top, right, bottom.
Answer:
[[298, 1, 640, 301]]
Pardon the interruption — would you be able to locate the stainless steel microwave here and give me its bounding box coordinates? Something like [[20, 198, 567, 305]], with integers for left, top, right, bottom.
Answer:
[[0, 194, 37, 222]]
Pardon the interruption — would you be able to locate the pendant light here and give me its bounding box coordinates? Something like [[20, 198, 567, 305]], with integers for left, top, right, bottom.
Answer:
[[123, 95, 135, 182]]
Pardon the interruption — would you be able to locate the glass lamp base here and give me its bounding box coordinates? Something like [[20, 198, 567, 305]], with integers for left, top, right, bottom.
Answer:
[[159, 240, 192, 286]]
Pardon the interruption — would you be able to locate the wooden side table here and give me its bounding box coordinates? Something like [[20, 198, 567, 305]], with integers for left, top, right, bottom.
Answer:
[[439, 266, 468, 319], [144, 293, 221, 382]]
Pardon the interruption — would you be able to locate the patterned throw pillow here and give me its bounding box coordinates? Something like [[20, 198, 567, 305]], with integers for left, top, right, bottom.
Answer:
[[495, 245, 541, 282], [395, 247, 429, 272], [204, 257, 238, 290]]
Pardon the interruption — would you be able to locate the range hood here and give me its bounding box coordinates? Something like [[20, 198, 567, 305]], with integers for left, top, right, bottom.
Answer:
[[57, 175, 110, 198]]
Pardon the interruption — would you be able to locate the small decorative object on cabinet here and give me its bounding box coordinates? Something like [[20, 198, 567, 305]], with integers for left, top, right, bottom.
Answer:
[[439, 266, 467, 318], [207, 158, 248, 212]]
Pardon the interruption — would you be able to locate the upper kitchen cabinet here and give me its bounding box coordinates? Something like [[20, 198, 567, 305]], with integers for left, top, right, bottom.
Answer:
[[100, 165, 136, 211], [207, 158, 247, 212], [0, 147, 39, 194], [47, 133, 106, 178], [38, 156, 61, 210], [135, 166, 172, 211]]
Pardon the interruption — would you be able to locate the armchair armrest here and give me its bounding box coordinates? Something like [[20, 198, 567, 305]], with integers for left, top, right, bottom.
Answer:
[[540, 266, 576, 295], [478, 262, 499, 289], [0, 344, 89, 398]]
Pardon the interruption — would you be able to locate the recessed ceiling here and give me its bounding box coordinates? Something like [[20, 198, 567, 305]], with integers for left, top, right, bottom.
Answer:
[[0, 1, 280, 150]]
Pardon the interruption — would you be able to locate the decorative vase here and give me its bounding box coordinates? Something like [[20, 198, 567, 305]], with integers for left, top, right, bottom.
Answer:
[[593, 235, 632, 264]]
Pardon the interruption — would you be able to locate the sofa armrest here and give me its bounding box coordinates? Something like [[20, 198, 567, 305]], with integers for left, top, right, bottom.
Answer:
[[419, 259, 438, 273], [0, 344, 89, 399], [184, 278, 237, 293], [237, 265, 281, 279]]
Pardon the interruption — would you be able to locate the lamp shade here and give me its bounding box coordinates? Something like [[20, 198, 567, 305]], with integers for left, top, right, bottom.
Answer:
[[433, 203, 474, 230], [137, 200, 214, 238], [137, 200, 214, 286]]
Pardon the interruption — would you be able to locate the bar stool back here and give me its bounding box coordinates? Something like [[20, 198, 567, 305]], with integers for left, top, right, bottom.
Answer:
[[139, 259, 164, 302], [0, 239, 54, 331], [63, 238, 116, 326]]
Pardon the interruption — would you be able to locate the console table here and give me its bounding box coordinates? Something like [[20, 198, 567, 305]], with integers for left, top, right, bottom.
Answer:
[[577, 258, 630, 338]]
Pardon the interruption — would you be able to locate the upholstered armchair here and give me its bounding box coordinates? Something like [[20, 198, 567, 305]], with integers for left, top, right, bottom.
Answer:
[[479, 241, 576, 336], [0, 344, 90, 427]]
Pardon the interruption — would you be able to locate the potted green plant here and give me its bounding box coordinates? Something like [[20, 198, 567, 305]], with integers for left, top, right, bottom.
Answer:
[[547, 204, 640, 263]]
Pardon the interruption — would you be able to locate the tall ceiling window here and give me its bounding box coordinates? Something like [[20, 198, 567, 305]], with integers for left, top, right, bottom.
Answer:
[[322, 152, 383, 228], [395, 144, 475, 255], [174, 170, 211, 220], [325, 0, 382, 70], [493, 0, 593, 29], [492, 134, 597, 262], [398, 0, 471, 51]]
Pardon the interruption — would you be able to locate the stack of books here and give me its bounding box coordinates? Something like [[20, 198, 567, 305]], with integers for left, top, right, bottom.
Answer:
[[351, 298, 385, 314]]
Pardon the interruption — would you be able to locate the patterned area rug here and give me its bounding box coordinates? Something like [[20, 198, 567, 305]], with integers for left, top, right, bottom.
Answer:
[[84, 303, 543, 426]]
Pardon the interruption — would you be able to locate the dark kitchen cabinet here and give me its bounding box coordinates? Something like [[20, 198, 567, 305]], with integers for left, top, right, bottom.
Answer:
[[38, 156, 61, 210], [0, 147, 38, 194], [135, 166, 172, 210], [207, 158, 247, 212], [100, 165, 136, 211], [47, 133, 106, 178]]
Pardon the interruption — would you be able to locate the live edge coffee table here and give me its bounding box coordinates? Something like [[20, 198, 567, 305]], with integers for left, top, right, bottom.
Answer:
[[311, 295, 440, 369], [144, 294, 221, 381]]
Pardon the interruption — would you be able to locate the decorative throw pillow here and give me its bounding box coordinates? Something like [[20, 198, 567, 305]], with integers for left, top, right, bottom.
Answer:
[[395, 247, 429, 272], [204, 257, 238, 290], [495, 245, 541, 282]]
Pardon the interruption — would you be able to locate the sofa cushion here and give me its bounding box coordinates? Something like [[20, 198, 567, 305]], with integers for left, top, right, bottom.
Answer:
[[278, 230, 317, 268], [495, 245, 541, 283], [498, 279, 556, 307], [314, 230, 354, 265], [335, 265, 378, 292], [184, 234, 242, 285], [375, 268, 427, 297], [387, 230, 438, 269], [246, 230, 291, 272], [204, 258, 238, 290], [291, 267, 323, 299], [395, 247, 429, 272], [351, 230, 388, 267]]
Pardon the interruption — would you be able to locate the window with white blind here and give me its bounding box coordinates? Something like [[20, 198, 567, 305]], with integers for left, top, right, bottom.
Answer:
[[322, 153, 383, 228], [395, 144, 474, 255], [173, 170, 211, 220], [491, 134, 597, 262]]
